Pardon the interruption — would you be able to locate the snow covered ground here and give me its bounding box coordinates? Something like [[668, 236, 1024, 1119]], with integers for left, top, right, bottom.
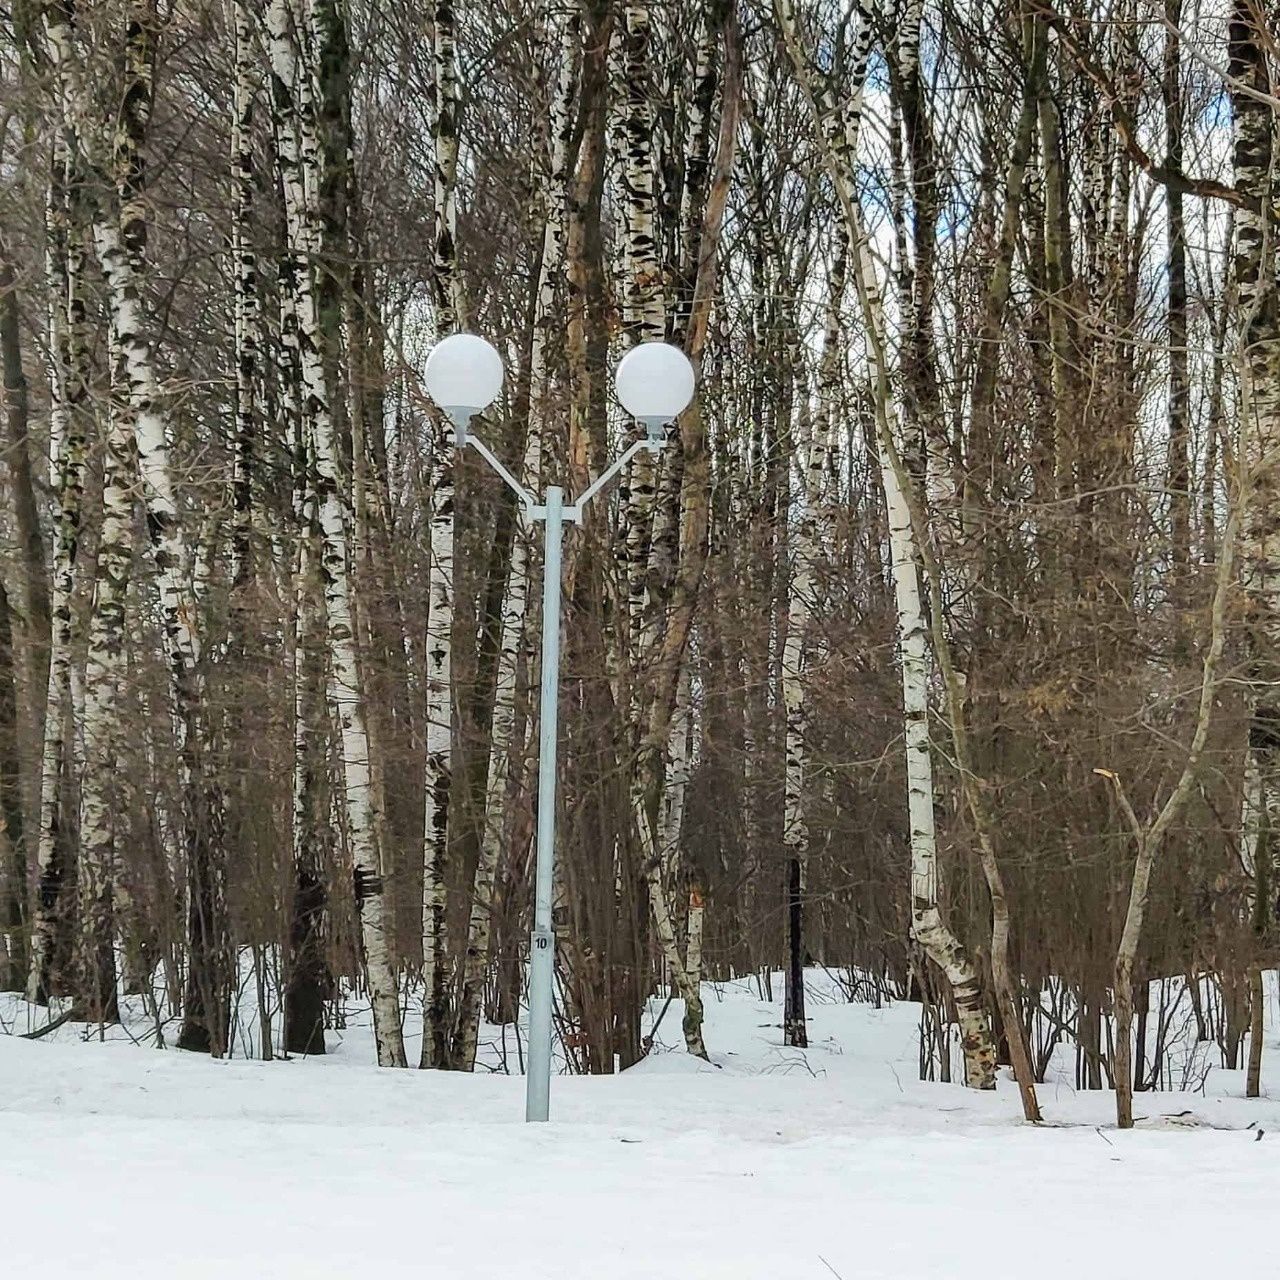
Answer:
[[3, 974, 1278, 1279]]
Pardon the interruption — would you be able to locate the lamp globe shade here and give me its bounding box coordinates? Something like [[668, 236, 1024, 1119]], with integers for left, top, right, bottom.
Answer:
[[614, 342, 695, 423], [424, 333, 504, 415]]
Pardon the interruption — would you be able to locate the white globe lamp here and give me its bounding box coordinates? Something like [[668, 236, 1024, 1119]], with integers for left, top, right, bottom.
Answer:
[[614, 342, 696, 442], [424, 333, 505, 442]]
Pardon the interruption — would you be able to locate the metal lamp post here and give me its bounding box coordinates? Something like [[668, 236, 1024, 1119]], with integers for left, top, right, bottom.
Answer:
[[424, 334, 696, 1122]]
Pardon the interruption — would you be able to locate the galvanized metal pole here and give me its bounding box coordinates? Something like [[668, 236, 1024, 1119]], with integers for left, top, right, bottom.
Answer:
[[526, 485, 563, 1122]]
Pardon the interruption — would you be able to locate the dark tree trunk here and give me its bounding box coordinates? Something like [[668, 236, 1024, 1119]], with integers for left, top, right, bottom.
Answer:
[[784, 855, 807, 1046], [0, 581, 28, 990], [1163, 0, 1190, 598], [285, 865, 329, 1055], [177, 775, 230, 1055], [1, 239, 51, 688]]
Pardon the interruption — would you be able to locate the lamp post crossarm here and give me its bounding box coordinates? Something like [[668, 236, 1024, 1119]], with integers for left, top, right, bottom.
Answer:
[[465, 430, 538, 516], [566, 436, 664, 521]]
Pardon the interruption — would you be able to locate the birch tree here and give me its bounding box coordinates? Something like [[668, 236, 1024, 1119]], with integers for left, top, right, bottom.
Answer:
[[27, 0, 91, 1006], [1229, 0, 1280, 1104], [634, 1, 738, 1061], [421, 0, 466, 1071], [268, 0, 407, 1067], [619, 1, 665, 665], [76, 393, 132, 1025], [619, 0, 693, 1054], [230, 0, 257, 597], [88, 0, 237, 1053], [781, 227, 845, 1048], [774, 0, 999, 1088], [449, 3, 580, 1072]]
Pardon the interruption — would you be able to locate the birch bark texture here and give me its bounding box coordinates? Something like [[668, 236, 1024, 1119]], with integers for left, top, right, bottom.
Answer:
[[1229, 0, 1280, 1104], [268, 0, 406, 1068], [76, 393, 132, 1025], [781, 228, 845, 1049], [421, 0, 466, 1071], [619, 1, 665, 669], [230, 0, 258, 595], [27, 0, 90, 1005], [627, 1, 739, 1062], [619, 0, 696, 1055], [449, 4, 581, 1073], [774, 0, 998, 1088], [90, 1, 232, 1055]]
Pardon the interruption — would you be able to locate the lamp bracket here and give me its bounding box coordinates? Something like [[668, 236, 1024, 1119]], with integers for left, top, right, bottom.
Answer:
[[444, 408, 474, 448]]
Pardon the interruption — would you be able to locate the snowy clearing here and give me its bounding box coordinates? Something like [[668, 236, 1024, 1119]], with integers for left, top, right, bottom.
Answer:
[[3, 975, 1277, 1279]]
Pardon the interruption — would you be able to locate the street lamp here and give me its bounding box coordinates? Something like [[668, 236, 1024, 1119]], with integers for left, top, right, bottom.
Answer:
[[615, 341, 698, 443], [424, 331, 695, 1122], [423, 332, 504, 444]]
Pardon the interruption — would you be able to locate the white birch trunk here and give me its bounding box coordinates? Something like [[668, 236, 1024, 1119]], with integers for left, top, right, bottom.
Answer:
[[686, 886, 705, 990], [674, 3, 720, 339], [620, 0, 664, 667], [620, 0, 680, 1053], [28, 0, 90, 1005], [230, 0, 258, 592], [635, 776, 707, 1059], [87, 5, 156, 991], [268, 0, 406, 1066], [93, 218, 200, 674], [77, 396, 135, 1025], [775, 0, 997, 1088], [649, 662, 708, 1058], [420, 0, 466, 1070], [449, 5, 580, 1072], [659, 664, 692, 887], [420, 423, 454, 1069], [780, 231, 845, 1047], [94, 125, 229, 1050], [1233, 4, 1280, 889], [879, 434, 995, 1089], [1230, 0, 1280, 1101], [643, 13, 737, 1054]]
